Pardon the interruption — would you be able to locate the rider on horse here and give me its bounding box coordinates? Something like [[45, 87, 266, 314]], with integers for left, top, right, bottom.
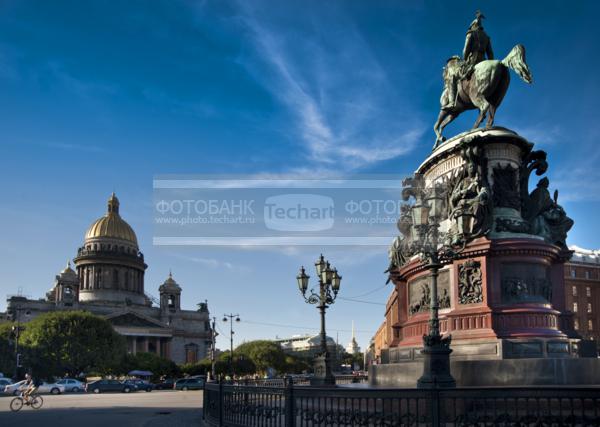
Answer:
[[443, 11, 494, 111]]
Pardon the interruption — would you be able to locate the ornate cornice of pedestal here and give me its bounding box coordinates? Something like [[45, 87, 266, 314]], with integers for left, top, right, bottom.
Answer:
[[417, 126, 531, 178]]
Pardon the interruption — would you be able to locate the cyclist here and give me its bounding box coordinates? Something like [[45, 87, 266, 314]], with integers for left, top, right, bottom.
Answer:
[[22, 373, 40, 403]]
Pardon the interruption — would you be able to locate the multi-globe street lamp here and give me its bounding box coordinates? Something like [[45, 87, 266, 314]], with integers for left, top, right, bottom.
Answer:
[[296, 254, 342, 386], [222, 313, 240, 379], [404, 177, 458, 388]]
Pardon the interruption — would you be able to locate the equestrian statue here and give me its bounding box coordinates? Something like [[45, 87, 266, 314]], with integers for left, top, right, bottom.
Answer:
[[433, 11, 533, 149]]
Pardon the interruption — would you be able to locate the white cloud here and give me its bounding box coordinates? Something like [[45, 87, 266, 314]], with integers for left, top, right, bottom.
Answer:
[[233, 2, 425, 172]]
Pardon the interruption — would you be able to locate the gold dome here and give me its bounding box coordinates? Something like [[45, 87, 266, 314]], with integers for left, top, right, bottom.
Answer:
[[84, 193, 138, 246]]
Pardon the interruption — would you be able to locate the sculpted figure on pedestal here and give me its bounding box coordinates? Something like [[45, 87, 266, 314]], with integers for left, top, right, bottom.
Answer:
[[443, 11, 494, 112], [433, 12, 533, 148], [448, 146, 491, 246], [525, 178, 573, 248], [386, 205, 414, 276]]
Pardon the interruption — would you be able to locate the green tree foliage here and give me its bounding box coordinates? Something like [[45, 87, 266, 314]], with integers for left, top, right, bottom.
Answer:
[[180, 358, 211, 377], [121, 352, 179, 381], [0, 322, 16, 377], [341, 351, 365, 371], [234, 340, 286, 374], [217, 351, 256, 376], [20, 311, 126, 378], [282, 354, 311, 374]]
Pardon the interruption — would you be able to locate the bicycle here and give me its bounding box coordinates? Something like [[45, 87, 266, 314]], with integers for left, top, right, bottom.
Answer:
[[10, 392, 44, 412]]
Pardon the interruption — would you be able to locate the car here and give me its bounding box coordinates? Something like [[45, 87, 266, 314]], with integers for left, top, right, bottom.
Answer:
[[153, 378, 175, 390], [85, 379, 135, 394], [0, 378, 12, 390], [56, 378, 85, 393], [124, 379, 153, 392], [37, 381, 66, 395], [4, 380, 27, 396], [174, 378, 205, 391]]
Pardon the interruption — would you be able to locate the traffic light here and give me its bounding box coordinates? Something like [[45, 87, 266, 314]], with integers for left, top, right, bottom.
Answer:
[[16, 353, 22, 368]]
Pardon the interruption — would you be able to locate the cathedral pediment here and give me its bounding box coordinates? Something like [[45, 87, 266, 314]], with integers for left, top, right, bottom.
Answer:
[[106, 311, 167, 329]]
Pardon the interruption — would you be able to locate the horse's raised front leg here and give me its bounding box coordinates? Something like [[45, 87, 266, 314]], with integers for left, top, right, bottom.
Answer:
[[440, 111, 457, 135], [433, 110, 448, 149]]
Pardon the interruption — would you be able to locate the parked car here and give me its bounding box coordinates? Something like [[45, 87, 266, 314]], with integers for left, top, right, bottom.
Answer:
[[37, 381, 66, 395], [124, 379, 153, 392], [56, 378, 85, 393], [85, 379, 135, 394], [5, 380, 27, 396], [153, 378, 175, 390], [174, 378, 205, 391], [0, 378, 12, 391]]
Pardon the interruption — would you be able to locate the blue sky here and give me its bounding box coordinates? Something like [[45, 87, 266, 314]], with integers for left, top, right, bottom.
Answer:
[[1, 1, 599, 351]]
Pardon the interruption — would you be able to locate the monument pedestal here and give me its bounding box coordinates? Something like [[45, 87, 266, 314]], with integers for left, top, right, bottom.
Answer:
[[375, 127, 588, 387]]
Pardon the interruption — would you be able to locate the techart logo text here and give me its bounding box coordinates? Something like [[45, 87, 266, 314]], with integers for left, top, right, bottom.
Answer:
[[264, 194, 334, 231]]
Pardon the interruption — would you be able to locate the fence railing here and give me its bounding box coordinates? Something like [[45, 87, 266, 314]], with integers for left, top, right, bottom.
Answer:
[[232, 375, 368, 388], [203, 380, 600, 426]]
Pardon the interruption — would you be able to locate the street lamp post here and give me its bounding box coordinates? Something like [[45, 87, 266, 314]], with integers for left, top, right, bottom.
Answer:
[[11, 305, 28, 380], [404, 178, 458, 388], [209, 316, 218, 381], [296, 254, 342, 386], [222, 313, 240, 379]]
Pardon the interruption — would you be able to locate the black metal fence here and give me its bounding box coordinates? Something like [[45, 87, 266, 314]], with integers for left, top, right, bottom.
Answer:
[[232, 375, 368, 388], [203, 380, 600, 426]]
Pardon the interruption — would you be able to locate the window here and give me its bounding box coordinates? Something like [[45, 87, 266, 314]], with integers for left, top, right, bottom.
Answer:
[[588, 303, 592, 313], [587, 287, 591, 297], [574, 319, 580, 330], [573, 302, 578, 313], [571, 269, 576, 278], [573, 286, 578, 297], [589, 320, 594, 331], [585, 271, 591, 279]]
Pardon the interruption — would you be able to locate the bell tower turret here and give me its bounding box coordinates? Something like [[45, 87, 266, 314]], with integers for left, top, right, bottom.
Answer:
[[159, 271, 182, 312]]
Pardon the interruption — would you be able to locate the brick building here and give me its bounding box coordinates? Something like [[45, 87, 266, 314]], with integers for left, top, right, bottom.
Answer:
[[564, 246, 600, 348]]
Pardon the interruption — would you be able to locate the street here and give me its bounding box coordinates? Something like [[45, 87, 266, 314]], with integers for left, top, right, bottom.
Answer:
[[0, 390, 203, 427]]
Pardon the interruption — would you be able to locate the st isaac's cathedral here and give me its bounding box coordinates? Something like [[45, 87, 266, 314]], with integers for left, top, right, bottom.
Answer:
[[5, 193, 211, 364]]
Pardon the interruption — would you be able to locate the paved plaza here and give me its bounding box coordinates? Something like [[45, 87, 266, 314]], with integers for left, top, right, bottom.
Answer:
[[0, 391, 203, 427]]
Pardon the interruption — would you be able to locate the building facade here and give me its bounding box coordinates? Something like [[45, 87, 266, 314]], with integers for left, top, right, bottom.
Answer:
[[5, 194, 212, 364], [275, 334, 341, 364], [564, 246, 600, 349]]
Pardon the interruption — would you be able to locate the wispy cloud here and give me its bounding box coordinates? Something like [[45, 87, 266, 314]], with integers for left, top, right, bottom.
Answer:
[[44, 142, 105, 153], [141, 87, 218, 119], [167, 252, 246, 272], [47, 61, 116, 99], [547, 129, 600, 203], [511, 124, 563, 147], [232, 2, 425, 172]]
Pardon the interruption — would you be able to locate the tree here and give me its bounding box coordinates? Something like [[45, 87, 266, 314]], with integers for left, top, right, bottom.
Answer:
[[234, 340, 286, 375], [0, 322, 16, 377], [217, 351, 256, 377], [281, 354, 311, 374], [341, 351, 365, 371], [121, 352, 179, 381], [20, 311, 126, 378], [180, 358, 211, 377]]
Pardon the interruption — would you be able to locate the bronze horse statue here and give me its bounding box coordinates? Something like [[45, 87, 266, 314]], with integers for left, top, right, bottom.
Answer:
[[433, 44, 533, 149]]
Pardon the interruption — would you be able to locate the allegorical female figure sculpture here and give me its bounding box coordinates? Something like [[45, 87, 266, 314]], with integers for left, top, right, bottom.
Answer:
[[449, 162, 490, 245]]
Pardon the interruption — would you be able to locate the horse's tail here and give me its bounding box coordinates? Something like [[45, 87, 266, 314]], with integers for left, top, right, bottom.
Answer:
[[502, 44, 533, 84]]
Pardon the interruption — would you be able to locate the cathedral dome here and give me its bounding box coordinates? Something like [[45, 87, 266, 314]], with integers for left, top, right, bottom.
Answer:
[[84, 193, 138, 246]]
